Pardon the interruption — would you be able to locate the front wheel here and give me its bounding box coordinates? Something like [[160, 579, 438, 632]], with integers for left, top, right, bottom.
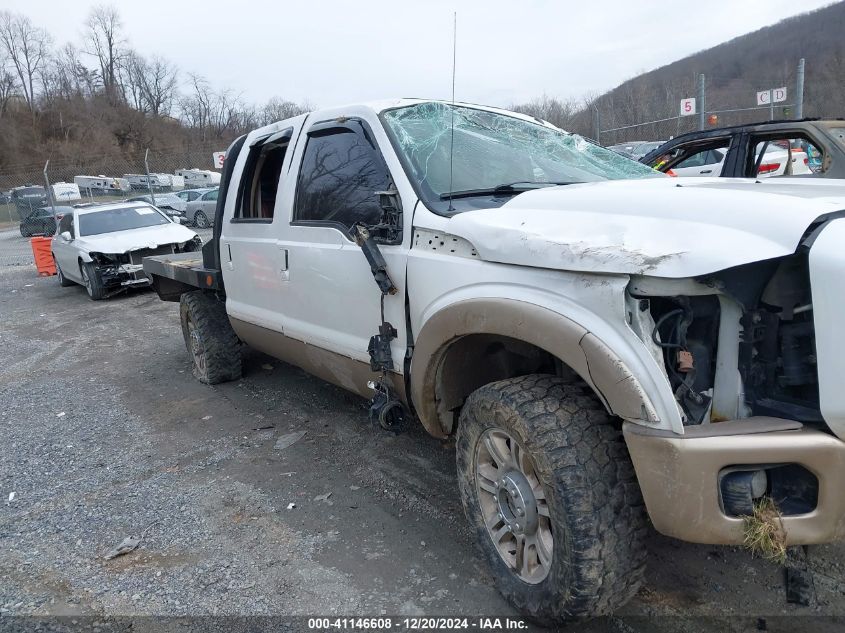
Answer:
[[80, 261, 105, 300], [456, 375, 648, 624], [193, 211, 209, 228]]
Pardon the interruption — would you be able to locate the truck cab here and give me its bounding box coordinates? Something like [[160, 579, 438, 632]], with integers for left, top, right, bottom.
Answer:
[[145, 99, 845, 625]]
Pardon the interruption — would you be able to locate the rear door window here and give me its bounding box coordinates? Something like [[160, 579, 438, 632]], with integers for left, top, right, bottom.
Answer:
[[234, 130, 291, 222], [749, 136, 822, 177]]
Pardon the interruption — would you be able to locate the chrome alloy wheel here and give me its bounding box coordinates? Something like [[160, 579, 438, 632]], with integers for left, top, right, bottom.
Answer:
[[475, 428, 553, 583]]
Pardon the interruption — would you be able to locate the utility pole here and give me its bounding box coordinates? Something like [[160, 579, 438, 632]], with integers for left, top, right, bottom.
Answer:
[[769, 89, 775, 121], [144, 149, 157, 206], [697, 74, 706, 131], [43, 161, 56, 215], [795, 58, 805, 119]]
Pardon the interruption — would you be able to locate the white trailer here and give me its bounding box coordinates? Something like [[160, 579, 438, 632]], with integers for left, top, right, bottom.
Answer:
[[166, 174, 185, 190], [51, 182, 82, 203], [175, 168, 221, 189], [124, 173, 171, 191], [74, 175, 131, 195]]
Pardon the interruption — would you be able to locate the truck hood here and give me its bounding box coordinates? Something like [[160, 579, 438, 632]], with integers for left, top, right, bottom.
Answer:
[[76, 223, 197, 254], [446, 178, 845, 278]]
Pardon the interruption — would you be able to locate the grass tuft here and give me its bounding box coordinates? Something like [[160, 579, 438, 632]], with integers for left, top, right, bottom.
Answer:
[[742, 497, 787, 564]]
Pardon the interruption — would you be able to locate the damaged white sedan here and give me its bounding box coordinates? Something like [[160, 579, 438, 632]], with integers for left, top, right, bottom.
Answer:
[[51, 201, 202, 300]]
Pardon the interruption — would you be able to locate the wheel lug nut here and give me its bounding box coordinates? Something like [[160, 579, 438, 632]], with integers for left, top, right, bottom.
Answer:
[[516, 508, 524, 517]]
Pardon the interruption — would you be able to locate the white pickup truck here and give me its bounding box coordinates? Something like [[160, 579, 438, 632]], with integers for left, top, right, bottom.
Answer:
[[143, 99, 845, 624]]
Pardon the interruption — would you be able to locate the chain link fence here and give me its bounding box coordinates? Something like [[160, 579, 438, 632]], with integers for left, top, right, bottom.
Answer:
[[0, 143, 225, 267], [596, 61, 808, 148]]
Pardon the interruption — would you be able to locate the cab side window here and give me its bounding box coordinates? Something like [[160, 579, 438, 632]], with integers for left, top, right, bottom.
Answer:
[[293, 122, 393, 234]]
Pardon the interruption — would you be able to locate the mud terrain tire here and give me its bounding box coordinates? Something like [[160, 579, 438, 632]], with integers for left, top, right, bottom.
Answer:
[[456, 374, 648, 624], [179, 290, 241, 384]]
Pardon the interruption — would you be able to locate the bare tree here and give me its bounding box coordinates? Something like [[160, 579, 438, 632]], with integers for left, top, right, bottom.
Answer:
[[0, 11, 52, 113], [0, 67, 15, 117], [132, 54, 178, 117], [259, 97, 309, 125], [85, 4, 123, 103], [511, 94, 577, 129], [179, 73, 250, 138]]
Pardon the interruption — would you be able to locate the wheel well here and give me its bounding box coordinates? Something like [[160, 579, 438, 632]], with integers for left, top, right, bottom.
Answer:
[[433, 334, 582, 434]]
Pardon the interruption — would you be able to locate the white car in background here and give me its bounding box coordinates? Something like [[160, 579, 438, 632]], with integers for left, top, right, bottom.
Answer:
[[671, 145, 811, 178], [51, 201, 201, 300]]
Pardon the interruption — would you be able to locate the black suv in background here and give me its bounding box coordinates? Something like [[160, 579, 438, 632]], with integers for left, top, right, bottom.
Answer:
[[641, 119, 845, 179], [11, 186, 48, 215], [18, 205, 76, 237]]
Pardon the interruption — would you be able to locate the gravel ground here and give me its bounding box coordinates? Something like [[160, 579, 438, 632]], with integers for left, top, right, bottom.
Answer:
[[1, 244, 845, 631]]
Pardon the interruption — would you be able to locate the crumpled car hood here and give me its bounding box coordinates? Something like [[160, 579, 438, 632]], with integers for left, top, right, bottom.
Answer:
[[445, 178, 845, 278], [77, 223, 197, 254]]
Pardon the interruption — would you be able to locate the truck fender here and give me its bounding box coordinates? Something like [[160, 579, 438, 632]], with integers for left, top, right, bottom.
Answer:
[[409, 298, 663, 438]]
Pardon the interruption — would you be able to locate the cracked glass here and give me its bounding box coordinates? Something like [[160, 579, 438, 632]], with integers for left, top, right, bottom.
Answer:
[[382, 102, 662, 214]]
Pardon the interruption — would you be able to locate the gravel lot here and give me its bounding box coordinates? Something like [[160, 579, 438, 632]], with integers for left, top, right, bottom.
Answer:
[[2, 228, 845, 631]]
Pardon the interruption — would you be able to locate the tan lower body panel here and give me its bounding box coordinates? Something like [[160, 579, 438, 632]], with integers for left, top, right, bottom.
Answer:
[[228, 318, 406, 404], [624, 420, 845, 545]]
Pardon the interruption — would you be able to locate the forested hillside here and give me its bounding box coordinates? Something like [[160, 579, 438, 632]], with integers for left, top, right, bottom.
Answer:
[[0, 5, 309, 183], [515, 2, 845, 141]]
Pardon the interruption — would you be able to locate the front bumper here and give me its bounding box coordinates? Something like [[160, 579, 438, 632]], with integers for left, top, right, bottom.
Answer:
[[99, 263, 152, 288], [624, 418, 845, 545]]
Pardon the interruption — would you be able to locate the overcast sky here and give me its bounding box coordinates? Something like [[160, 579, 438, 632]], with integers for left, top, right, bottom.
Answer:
[[3, 0, 836, 108]]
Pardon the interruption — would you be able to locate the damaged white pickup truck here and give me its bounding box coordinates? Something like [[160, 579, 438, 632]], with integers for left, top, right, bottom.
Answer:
[[143, 99, 845, 624]]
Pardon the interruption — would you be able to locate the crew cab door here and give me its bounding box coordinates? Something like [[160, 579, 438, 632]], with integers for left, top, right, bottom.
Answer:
[[52, 211, 81, 282], [275, 115, 410, 374], [219, 127, 297, 330]]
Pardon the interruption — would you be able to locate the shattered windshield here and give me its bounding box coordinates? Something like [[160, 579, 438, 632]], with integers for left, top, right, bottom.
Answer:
[[382, 102, 661, 214]]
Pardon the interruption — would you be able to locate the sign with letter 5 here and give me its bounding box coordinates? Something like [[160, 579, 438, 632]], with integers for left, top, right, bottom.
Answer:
[[680, 98, 696, 116], [212, 151, 226, 169]]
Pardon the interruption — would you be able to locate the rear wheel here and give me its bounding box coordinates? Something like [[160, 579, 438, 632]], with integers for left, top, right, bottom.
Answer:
[[456, 374, 648, 624], [194, 211, 209, 228], [80, 261, 105, 300], [179, 290, 241, 384]]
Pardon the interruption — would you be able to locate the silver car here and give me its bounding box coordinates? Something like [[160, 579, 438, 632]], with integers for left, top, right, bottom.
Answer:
[[184, 188, 219, 228], [126, 193, 187, 218]]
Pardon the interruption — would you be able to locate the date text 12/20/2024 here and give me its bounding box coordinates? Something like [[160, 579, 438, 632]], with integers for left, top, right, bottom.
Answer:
[[307, 617, 529, 630]]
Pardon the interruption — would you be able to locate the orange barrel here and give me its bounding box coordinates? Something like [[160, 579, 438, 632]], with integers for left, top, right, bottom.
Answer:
[[30, 237, 56, 276]]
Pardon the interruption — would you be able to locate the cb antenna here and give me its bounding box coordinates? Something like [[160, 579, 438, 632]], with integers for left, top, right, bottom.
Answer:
[[447, 11, 457, 213]]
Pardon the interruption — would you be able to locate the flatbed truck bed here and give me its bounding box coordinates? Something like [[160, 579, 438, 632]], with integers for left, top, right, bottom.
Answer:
[[143, 251, 223, 301]]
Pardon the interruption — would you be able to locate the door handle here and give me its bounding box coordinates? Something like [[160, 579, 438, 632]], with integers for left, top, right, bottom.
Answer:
[[278, 246, 289, 281], [700, 169, 712, 174], [225, 242, 233, 271]]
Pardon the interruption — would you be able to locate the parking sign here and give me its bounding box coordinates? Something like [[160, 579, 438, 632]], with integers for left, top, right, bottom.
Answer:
[[680, 98, 696, 116], [757, 87, 787, 106]]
